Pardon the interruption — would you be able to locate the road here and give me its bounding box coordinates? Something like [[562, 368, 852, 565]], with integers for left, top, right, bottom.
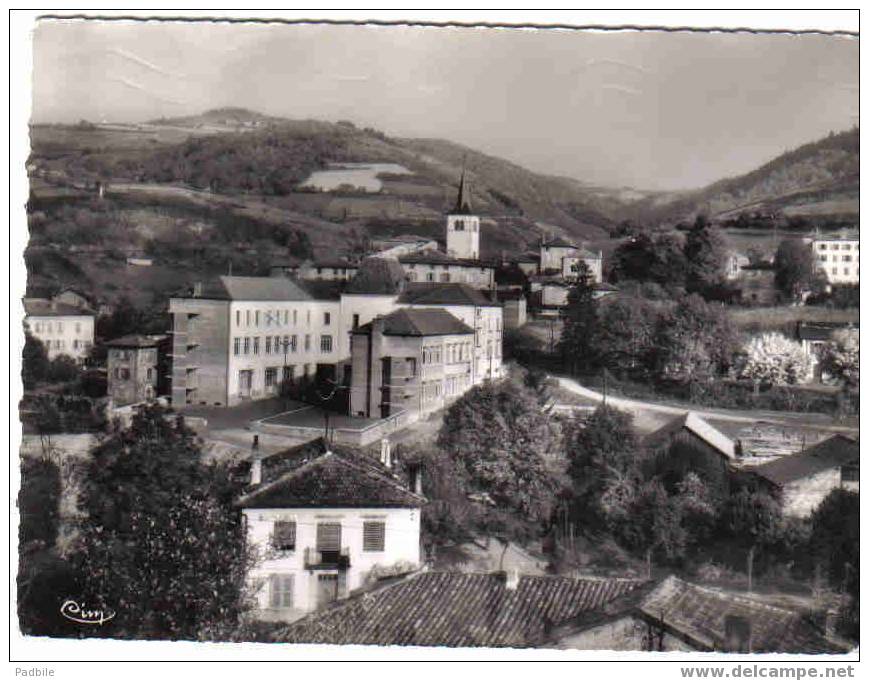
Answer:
[[552, 375, 859, 437]]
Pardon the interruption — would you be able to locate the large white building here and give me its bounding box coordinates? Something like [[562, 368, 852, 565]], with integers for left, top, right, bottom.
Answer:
[[23, 299, 95, 363], [239, 438, 423, 622], [806, 232, 859, 285]]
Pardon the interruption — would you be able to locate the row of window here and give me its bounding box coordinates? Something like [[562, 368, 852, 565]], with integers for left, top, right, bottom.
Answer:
[[232, 334, 333, 356], [451, 219, 478, 232], [44, 339, 91, 352], [270, 520, 385, 552], [819, 254, 856, 263], [112, 367, 154, 381], [31, 321, 86, 334], [445, 374, 470, 396], [234, 308, 331, 329], [421, 380, 443, 401], [817, 243, 858, 251], [828, 267, 858, 277]]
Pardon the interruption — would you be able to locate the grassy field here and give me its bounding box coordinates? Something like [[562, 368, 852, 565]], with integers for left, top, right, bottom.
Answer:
[[730, 305, 859, 334]]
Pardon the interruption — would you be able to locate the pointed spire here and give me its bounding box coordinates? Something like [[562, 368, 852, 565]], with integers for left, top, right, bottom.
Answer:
[[452, 164, 472, 215]]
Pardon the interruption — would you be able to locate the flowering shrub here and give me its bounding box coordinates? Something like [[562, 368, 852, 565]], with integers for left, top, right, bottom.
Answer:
[[738, 332, 811, 386], [821, 329, 859, 388]]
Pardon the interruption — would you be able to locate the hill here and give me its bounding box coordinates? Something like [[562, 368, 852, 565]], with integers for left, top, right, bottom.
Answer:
[[622, 128, 859, 227]]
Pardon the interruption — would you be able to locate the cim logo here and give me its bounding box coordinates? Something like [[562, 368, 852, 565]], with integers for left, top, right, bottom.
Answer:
[[59, 599, 116, 625]]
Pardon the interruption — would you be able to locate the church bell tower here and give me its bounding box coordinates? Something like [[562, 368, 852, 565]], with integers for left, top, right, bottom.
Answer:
[[445, 170, 480, 260]]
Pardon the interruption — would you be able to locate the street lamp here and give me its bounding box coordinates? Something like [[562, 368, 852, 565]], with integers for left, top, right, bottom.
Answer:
[[280, 336, 292, 408]]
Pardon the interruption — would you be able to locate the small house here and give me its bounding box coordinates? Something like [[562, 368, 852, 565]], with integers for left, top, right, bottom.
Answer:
[[106, 334, 170, 405], [744, 434, 859, 517]]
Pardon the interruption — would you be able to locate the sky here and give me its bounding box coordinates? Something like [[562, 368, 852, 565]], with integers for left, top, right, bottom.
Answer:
[[31, 20, 858, 191]]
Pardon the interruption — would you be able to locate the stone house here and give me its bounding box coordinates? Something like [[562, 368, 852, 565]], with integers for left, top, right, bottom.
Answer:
[[106, 334, 169, 405], [398, 250, 497, 289], [239, 438, 424, 623], [743, 434, 859, 517]]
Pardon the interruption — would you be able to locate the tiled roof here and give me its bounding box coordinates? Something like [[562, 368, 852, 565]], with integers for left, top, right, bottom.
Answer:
[[297, 279, 345, 301], [644, 412, 736, 460], [23, 299, 94, 317], [346, 257, 409, 294], [633, 576, 845, 654], [355, 308, 474, 337], [797, 321, 859, 342], [183, 276, 315, 302], [274, 572, 643, 648], [399, 250, 497, 268], [747, 434, 859, 488], [106, 334, 167, 348], [398, 282, 500, 307], [541, 237, 577, 249], [238, 446, 424, 510]]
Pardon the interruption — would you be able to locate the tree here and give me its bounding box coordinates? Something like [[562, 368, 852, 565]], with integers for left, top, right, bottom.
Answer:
[[774, 238, 824, 301], [615, 479, 687, 564], [653, 295, 738, 381], [683, 215, 728, 294], [610, 232, 687, 288], [22, 332, 49, 389], [723, 487, 784, 590], [48, 354, 80, 384], [820, 328, 859, 388], [810, 489, 859, 637], [76, 404, 253, 639], [738, 332, 812, 387], [437, 377, 566, 530], [558, 261, 598, 374], [592, 295, 658, 377]]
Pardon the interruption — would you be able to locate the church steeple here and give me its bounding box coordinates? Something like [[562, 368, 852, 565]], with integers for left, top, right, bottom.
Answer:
[[452, 168, 473, 215]]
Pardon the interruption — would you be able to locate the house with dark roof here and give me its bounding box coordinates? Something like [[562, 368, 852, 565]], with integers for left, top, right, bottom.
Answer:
[[538, 237, 603, 284], [397, 283, 504, 384], [349, 308, 475, 419], [398, 249, 497, 289], [23, 298, 95, 363], [643, 412, 738, 497], [551, 575, 847, 654], [238, 439, 424, 623], [743, 434, 859, 517], [297, 259, 359, 282], [106, 334, 170, 405], [273, 570, 644, 648]]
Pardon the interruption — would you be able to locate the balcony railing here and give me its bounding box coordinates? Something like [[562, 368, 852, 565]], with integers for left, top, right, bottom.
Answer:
[[304, 546, 351, 570]]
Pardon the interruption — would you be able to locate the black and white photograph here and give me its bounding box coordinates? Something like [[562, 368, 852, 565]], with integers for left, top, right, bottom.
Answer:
[[10, 9, 861, 669]]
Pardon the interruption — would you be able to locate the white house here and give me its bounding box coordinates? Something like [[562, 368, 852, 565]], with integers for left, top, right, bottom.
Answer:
[[239, 439, 424, 622], [806, 231, 860, 285], [23, 298, 95, 363]]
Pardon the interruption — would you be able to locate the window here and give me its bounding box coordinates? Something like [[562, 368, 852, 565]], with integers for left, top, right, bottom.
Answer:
[[316, 522, 341, 555], [426, 272, 435, 282], [290, 335, 297, 352], [407, 358, 417, 377], [320, 335, 333, 353], [282, 310, 288, 325], [56, 321, 64, 333], [269, 574, 294, 609], [265, 336, 272, 354], [243, 337, 251, 354], [819, 243, 827, 250], [843, 268, 850, 276], [146, 368, 153, 380], [282, 366, 293, 384], [305, 334, 311, 352], [255, 310, 260, 326], [352, 314, 360, 330], [46, 322, 53, 334], [306, 310, 311, 325], [236, 310, 241, 326], [253, 337, 260, 355], [114, 367, 130, 380], [233, 338, 240, 355], [324, 312, 331, 326], [454, 220, 464, 231], [363, 521, 385, 552], [265, 367, 278, 388], [293, 310, 298, 325], [35, 322, 42, 333], [246, 310, 251, 326]]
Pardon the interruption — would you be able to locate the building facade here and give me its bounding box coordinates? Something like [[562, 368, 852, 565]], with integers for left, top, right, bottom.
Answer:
[[349, 308, 475, 419], [807, 232, 860, 285], [23, 299, 95, 363], [106, 334, 169, 406], [399, 251, 496, 289]]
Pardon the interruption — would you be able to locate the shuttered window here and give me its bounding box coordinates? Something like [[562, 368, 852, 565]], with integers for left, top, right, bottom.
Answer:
[[363, 521, 385, 552], [316, 523, 341, 552], [272, 521, 296, 551], [269, 573, 294, 608]]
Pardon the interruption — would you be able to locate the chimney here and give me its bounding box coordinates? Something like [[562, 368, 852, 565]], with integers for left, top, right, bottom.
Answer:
[[250, 457, 262, 486], [380, 437, 391, 468], [724, 615, 752, 653], [503, 568, 520, 591]]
